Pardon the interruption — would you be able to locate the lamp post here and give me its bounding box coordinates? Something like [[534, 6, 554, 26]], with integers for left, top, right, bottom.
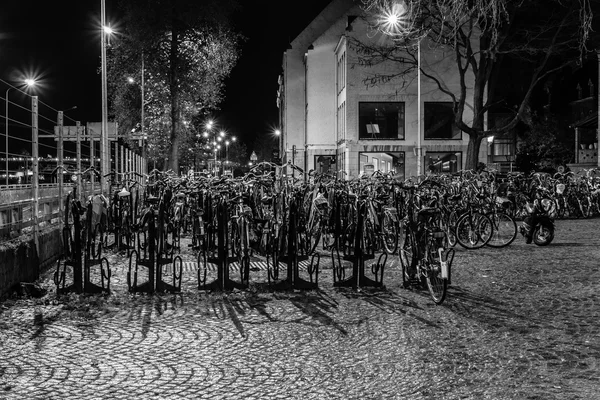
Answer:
[[382, 3, 422, 176], [127, 52, 146, 174], [5, 79, 36, 186], [225, 136, 236, 174], [101, 0, 112, 195]]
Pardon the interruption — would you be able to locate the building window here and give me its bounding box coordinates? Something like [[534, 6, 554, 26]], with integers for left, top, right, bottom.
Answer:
[[337, 51, 346, 94], [337, 101, 346, 142], [359, 151, 405, 178], [359, 102, 405, 140], [424, 102, 461, 140], [493, 139, 513, 156], [425, 152, 461, 174]]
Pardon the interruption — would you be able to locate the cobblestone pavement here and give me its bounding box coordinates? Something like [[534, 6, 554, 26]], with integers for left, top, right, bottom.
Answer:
[[0, 218, 599, 399]]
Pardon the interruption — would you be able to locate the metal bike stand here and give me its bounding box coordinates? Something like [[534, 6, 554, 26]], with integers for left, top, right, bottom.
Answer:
[[55, 196, 83, 294], [334, 202, 385, 289], [153, 200, 182, 293], [272, 200, 319, 290], [199, 200, 247, 291], [128, 207, 156, 293]]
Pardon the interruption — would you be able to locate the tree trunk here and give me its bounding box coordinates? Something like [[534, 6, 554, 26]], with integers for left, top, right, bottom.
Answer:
[[464, 134, 484, 171], [167, 0, 180, 174]]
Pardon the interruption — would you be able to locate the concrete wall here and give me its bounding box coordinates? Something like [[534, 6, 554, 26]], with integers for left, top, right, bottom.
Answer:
[[0, 227, 61, 296]]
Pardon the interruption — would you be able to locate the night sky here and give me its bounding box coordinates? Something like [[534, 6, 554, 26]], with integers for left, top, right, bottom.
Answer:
[[0, 0, 328, 151]]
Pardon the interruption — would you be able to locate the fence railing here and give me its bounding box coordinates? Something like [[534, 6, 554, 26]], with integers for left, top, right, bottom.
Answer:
[[1, 79, 146, 252]]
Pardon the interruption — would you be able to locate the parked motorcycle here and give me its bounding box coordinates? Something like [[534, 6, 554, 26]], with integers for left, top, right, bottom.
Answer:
[[520, 188, 556, 246]]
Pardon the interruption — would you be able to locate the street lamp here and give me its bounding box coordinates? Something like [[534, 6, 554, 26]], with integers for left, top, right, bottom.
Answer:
[[5, 78, 36, 186], [225, 136, 236, 174], [126, 52, 146, 173], [381, 2, 422, 176], [101, 0, 113, 194]]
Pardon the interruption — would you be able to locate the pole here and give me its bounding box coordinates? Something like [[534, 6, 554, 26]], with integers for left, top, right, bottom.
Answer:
[[101, 0, 109, 195], [90, 124, 95, 195], [141, 52, 146, 174], [5, 88, 11, 186], [57, 111, 64, 234], [32, 96, 39, 254], [76, 121, 82, 201], [416, 39, 422, 177]]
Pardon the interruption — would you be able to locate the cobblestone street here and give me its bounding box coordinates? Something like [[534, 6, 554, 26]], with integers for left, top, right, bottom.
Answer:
[[0, 218, 599, 399]]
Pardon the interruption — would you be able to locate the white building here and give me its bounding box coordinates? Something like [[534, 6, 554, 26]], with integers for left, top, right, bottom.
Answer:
[[277, 0, 488, 179]]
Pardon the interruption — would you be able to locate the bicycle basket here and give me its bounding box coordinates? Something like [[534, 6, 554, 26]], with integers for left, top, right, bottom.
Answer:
[[556, 183, 565, 195], [242, 205, 253, 217]]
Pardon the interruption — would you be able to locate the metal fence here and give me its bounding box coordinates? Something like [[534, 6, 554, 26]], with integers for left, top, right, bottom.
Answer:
[[0, 79, 146, 251]]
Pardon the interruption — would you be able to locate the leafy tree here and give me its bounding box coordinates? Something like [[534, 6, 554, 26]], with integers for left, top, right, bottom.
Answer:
[[107, 0, 243, 173], [355, 0, 598, 170], [515, 115, 573, 174]]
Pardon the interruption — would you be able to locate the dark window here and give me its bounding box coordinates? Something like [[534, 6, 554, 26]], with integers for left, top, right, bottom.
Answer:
[[424, 102, 461, 140], [359, 102, 405, 139]]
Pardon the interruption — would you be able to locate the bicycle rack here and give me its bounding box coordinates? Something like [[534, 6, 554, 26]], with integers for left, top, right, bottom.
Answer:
[[198, 200, 247, 291], [128, 207, 156, 293], [55, 196, 111, 294], [155, 201, 182, 293], [272, 200, 319, 290], [54, 196, 84, 295], [83, 220, 111, 294], [334, 202, 385, 289]]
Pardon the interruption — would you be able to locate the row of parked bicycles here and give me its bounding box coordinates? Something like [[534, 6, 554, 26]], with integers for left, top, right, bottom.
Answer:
[[54, 164, 600, 305]]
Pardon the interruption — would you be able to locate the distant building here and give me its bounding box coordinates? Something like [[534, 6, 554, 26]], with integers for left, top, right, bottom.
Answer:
[[277, 0, 487, 179]]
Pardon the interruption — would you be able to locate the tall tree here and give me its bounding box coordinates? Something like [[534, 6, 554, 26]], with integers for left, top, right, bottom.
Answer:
[[354, 0, 598, 169], [107, 0, 243, 173]]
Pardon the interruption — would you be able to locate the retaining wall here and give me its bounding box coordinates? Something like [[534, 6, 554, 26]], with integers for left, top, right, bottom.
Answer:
[[0, 227, 62, 296]]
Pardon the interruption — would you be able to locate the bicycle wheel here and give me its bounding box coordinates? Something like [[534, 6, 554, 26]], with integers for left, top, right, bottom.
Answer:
[[229, 221, 240, 258], [341, 223, 356, 256], [486, 212, 517, 248], [455, 213, 492, 249], [446, 210, 458, 247], [381, 214, 398, 254], [399, 229, 418, 288], [306, 216, 322, 254], [424, 237, 447, 305], [579, 196, 591, 218]]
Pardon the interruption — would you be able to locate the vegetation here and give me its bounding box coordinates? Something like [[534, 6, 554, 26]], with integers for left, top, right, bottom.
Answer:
[[107, 0, 244, 173], [515, 115, 573, 174]]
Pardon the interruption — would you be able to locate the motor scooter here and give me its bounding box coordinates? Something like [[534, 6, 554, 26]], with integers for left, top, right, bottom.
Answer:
[[520, 188, 556, 246]]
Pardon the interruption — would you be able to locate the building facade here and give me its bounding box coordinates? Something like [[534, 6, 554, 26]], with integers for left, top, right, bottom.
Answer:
[[277, 0, 488, 179]]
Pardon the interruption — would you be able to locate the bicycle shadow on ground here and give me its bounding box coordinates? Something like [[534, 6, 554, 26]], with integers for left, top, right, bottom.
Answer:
[[337, 287, 442, 329], [446, 286, 541, 334]]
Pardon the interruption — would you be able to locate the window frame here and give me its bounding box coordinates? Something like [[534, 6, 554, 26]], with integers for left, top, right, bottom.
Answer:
[[358, 101, 405, 140], [424, 102, 462, 140]]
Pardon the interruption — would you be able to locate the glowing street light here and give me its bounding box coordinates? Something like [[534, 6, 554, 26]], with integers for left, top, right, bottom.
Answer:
[[100, 0, 113, 195], [225, 136, 236, 172], [380, 1, 422, 176], [5, 78, 36, 186]]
